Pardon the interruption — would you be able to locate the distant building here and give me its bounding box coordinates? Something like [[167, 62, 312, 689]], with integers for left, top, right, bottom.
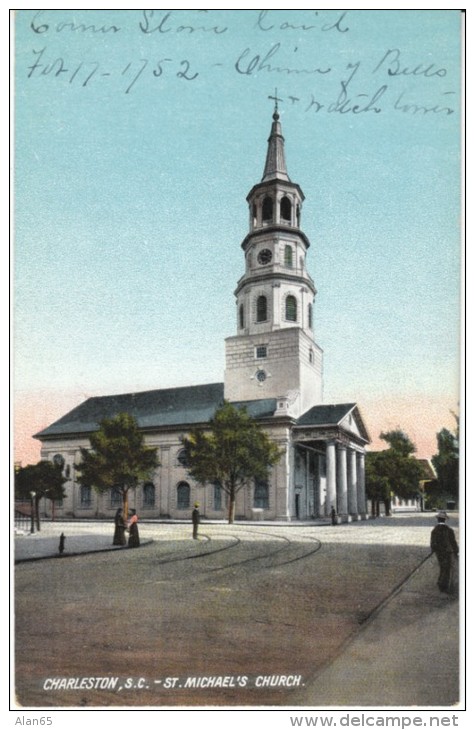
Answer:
[[34, 109, 370, 521], [391, 458, 436, 512]]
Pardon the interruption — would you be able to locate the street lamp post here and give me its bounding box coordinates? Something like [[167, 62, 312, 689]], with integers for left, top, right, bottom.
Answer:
[[30, 491, 36, 534]]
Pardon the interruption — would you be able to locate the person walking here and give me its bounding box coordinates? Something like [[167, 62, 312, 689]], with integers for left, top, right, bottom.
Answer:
[[331, 506, 337, 526], [430, 510, 458, 594], [127, 508, 140, 548], [192, 503, 200, 540], [113, 508, 127, 546]]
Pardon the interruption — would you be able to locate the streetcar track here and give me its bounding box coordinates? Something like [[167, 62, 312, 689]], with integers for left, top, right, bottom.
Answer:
[[145, 528, 323, 573]]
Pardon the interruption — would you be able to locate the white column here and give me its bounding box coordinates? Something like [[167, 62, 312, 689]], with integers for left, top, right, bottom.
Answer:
[[347, 448, 358, 516], [325, 441, 337, 516], [357, 452, 367, 516], [317, 453, 326, 517], [276, 439, 292, 521], [337, 444, 348, 517], [160, 446, 170, 516]]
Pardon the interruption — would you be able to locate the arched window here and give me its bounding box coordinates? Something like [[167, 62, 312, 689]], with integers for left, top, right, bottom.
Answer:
[[110, 487, 122, 508], [53, 453, 64, 469], [308, 303, 313, 329], [214, 482, 222, 511], [280, 196, 291, 222], [80, 485, 91, 507], [239, 304, 244, 329], [177, 448, 188, 467], [285, 295, 297, 322], [252, 203, 257, 227], [284, 245, 293, 268], [257, 295, 268, 322], [262, 196, 273, 223], [254, 480, 269, 509], [143, 482, 155, 508], [177, 482, 190, 510]]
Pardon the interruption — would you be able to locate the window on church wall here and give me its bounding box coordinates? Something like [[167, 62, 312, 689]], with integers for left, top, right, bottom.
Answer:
[[262, 196, 273, 224], [256, 345, 267, 359], [143, 482, 155, 508], [285, 295, 297, 322], [110, 487, 122, 508], [254, 479, 269, 509], [252, 203, 257, 228], [280, 196, 291, 223], [256, 295, 268, 322], [297, 204, 301, 226], [80, 485, 92, 507], [239, 304, 245, 329], [177, 482, 190, 510], [308, 303, 313, 329], [177, 448, 189, 468], [53, 453, 65, 472], [213, 482, 222, 511], [309, 348, 314, 363], [284, 245, 293, 268]]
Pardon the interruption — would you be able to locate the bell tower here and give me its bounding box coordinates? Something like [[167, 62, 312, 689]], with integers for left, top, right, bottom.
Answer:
[[224, 105, 323, 417]]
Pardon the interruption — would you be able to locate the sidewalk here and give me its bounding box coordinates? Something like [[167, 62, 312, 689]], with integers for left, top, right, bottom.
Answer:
[[294, 553, 461, 707]]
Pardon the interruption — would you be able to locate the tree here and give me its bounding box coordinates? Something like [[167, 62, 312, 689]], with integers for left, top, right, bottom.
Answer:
[[365, 451, 391, 517], [182, 401, 282, 523], [432, 414, 459, 504], [75, 413, 159, 518], [15, 460, 67, 531], [366, 429, 425, 516]]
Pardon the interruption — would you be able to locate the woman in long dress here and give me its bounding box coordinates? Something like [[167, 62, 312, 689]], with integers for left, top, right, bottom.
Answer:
[[113, 508, 127, 546], [128, 509, 140, 548]]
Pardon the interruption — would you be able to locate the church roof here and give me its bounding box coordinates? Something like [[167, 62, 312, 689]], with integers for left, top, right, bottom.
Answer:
[[262, 109, 290, 183], [34, 383, 278, 440], [296, 403, 371, 443]]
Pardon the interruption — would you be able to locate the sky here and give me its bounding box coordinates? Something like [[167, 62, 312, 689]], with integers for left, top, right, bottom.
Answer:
[[13, 8, 462, 465]]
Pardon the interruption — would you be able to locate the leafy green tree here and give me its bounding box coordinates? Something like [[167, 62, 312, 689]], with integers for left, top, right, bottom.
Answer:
[[75, 413, 159, 518], [432, 415, 459, 503], [182, 401, 282, 523], [15, 460, 67, 530], [365, 451, 391, 517], [367, 429, 425, 516]]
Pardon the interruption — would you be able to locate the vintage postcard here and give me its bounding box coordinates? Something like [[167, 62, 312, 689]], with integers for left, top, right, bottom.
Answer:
[[12, 7, 463, 724]]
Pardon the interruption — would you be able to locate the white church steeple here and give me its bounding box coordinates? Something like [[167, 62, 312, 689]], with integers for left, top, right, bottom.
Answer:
[[224, 108, 323, 416]]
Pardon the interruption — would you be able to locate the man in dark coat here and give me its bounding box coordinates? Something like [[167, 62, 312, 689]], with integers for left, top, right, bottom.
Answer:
[[430, 511, 458, 594], [192, 503, 200, 540]]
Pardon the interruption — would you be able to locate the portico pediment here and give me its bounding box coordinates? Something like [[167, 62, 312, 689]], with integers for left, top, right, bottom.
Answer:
[[293, 403, 371, 448]]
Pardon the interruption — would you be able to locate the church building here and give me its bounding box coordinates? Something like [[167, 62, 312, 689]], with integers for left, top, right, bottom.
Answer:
[[34, 108, 370, 522]]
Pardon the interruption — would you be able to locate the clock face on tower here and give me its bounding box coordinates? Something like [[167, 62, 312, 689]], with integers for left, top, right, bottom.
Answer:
[[257, 248, 272, 265]]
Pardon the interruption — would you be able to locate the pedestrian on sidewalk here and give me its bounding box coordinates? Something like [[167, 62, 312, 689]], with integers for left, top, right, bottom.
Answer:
[[430, 511, 458, 594], [192, 503, 200, 539], [331, 506, 337, 525], [127, 509, 140, 548], [113, 508, 127, 546]]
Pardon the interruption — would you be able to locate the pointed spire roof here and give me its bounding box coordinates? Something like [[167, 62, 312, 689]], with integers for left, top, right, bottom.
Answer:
[[262, 106, 290, 183]]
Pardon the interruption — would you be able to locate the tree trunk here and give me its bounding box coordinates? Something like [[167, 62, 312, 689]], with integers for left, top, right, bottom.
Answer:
[[228, 495, 236, 524], [35, 496, 41, 531], [123, 489, 129, 521]]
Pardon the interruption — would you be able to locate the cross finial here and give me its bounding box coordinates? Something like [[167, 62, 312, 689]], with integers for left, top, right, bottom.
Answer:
[[268, 88, 282, 116]]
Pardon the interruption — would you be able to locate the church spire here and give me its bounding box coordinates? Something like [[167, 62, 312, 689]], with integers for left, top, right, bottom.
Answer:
[[262, 93, 290, 183]]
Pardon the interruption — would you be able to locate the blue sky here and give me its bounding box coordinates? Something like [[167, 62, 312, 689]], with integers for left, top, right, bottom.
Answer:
[[14, 9, 461, 461]]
